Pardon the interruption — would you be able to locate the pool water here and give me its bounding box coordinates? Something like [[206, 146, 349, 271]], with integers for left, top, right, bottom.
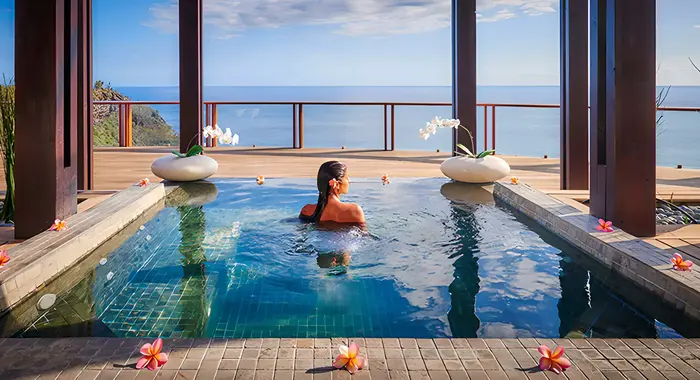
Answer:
[[4, 178, 692, 338]]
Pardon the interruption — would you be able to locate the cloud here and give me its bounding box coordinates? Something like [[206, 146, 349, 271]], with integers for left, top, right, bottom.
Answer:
[[145, 0, 558, 37], [695, 25, 700, 29]]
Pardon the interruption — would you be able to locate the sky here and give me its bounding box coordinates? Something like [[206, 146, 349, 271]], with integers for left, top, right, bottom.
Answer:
[[0, 0, 699, 86]]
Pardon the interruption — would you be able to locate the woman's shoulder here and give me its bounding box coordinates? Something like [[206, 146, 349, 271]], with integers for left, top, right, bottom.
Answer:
[[300, 203, 317, 217], [339, 202, 365, 222]]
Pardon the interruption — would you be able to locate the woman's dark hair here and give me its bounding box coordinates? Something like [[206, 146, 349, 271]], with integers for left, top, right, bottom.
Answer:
[[300, 161, 347, 222]]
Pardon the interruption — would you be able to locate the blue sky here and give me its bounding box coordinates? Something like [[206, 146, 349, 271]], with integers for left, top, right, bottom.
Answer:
[[0, 0, 699, 86]]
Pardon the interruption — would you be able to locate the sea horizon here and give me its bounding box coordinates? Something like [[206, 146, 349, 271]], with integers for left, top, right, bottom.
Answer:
[[112, 85, 700, 169]]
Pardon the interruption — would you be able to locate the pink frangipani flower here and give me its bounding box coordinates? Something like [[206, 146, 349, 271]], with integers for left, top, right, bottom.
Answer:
[[671, 253, 693, 271], [538, 345, 571, 375], [136, 338, 168, 371], [333, 342, 367, 374], [596, 219, 613, 232], [0, 250, 9, 268]]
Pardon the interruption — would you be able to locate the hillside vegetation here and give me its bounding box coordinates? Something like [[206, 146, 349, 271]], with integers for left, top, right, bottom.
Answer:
[[93, 81, 178, 146]]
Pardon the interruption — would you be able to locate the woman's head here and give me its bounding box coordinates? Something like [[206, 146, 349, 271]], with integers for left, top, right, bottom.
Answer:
[[316, 161, 349, 196], [300, 161, 348, 222]]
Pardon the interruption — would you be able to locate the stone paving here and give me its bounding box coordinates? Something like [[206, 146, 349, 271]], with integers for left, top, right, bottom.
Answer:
[[1, 338, 700, 380]]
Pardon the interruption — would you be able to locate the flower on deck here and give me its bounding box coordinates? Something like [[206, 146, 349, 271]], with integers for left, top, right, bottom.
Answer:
[[333, 342, 367, 374], [49, 219, 66, 231], [0, 250, 9, 268], [671, 253, 693, 271], [138, 178, 150, 187], [136, 338, 168, 371], [256, 176, 265, 185], [596, 219, 613, 232], [511, 177, 519, 185], [381, 174, 390, 185], [538, 345, 571, 375]]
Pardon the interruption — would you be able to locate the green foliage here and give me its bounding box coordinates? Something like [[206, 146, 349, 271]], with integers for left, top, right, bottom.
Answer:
[[92, 82, 178, 146], [0, 76, 15, 223]]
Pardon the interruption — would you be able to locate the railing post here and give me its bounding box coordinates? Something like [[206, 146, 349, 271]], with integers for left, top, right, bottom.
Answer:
[[298, 104, 304, 149], [211, 104, 218, 147], [118, 104, 124, 147], [292, 104, 297, 148], [483, 105, 488, 152], [126, 103, 133, 147], [491, 106, 496, 152], [204, 103, 210, 147], [384, 105, 388, 151], [390, 105, 395, 151]]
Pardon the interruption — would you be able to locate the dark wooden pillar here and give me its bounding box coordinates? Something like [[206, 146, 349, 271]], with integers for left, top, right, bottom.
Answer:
[[179, 0, 203, 153], [590, 0, 656, 237], [77, 0, 93, 190], [452, 0, 477, 155], [15, 0, 79, 239], [560, 0, 589, 190]]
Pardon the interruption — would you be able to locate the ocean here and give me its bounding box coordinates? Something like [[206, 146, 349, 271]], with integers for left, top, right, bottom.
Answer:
[[115, 86, 700, 169]]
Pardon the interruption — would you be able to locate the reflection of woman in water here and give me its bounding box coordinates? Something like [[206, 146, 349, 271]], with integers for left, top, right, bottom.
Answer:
[[299, 161, 365, 224]]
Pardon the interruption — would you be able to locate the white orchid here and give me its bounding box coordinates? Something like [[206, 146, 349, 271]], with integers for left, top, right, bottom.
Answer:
[[202, 125, 216, 138], [213, 124, 224, 137], [418, 117, 494, 159], [219, 128, 240, 146]]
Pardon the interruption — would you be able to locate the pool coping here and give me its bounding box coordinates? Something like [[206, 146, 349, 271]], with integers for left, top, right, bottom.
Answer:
[[493, 181, 700, 322], [0, 183, 167, 315]]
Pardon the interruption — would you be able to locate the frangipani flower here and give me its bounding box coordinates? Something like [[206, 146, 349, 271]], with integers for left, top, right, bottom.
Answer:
[[0, 250, 9, 268], [671, 253, 693, 271], [256, 175, 265, 185], [329, 178, 340, 191], [333, 342, 367, 374], [596, 219, 613, 232], [136, 338, 168, 371], [50, 219, 66, 231], [511, 177, 519, 185], [538, 345, 571, 374], [138, 178, 150, 187], [381, 174, 390, 185]]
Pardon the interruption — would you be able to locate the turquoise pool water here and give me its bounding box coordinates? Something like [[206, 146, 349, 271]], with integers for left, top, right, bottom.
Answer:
[[4, 178, 694, 338]]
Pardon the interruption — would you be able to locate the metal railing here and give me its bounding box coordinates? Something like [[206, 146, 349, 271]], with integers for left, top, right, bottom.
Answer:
[[93, 101, 700, 151]]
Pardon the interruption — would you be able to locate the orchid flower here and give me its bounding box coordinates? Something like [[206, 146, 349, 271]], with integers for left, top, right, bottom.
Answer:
[[596, 219, 613, 232], [671, 253, 693, 271], [0, 250, 9, 268], [202, 125, 215, 138], [511, 177, 519, 185], [419, 128, 431, 140], [538, 345, 571, 374], [219, 128, 240, 145], [256, 175, 265, 185], [136, 338, 168, 371], [333, 342, 367, 374], [49, 219, 66, 231], [213, 124, 224, 138], [138, 178, 150, 187], [381, 174, 390, 185]]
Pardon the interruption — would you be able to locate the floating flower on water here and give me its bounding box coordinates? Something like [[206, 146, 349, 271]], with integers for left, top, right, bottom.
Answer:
[[596, 219, 613, 232], [139, 225, 145, 231], [49, 219, 66, 231], [138, 178, 150, 187], [99, 258, 108, 266], [333, 342, 367, 374], [511, 177, 519, 185], [106, 271, 115, 281], [136, 338, 168, 371], [538, 345, 571, 375], [0, 250, 9, 268], [381, 174, 390, 185], [146, 235, 152, 241], [256, 176, 265, 185], [671, 253, 693, 271]]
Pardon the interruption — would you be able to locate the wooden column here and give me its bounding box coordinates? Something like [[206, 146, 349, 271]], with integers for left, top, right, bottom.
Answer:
[[560, 0, 589, 190], [15, 0, 79, 239], [452, 0, 477, 155], [77, 0, 93, 190], [179, 0, 203, 153], [590, 0, 656, 237]]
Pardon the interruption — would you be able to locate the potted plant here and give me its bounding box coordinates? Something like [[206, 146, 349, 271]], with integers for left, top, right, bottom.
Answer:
[[420, 117, 510, 183], [151, 125, 239, 182], [0, 76, 15, 223]]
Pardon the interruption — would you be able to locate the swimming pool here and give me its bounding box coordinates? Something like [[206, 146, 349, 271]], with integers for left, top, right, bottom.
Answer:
[[2, 178, 694, 338]]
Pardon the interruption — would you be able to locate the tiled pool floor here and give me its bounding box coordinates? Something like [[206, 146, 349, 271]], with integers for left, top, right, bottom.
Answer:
[[1, 338, 699, 380]]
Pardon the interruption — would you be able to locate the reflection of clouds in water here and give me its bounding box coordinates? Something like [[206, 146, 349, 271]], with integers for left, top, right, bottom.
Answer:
[[478, 322, 531, 338]]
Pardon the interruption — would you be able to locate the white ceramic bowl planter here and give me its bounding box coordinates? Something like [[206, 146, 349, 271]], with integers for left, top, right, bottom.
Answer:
[[420, 117, 510, 183], [151, 124, 238, 182]]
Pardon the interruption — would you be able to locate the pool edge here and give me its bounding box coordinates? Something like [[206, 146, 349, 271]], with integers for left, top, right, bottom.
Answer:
[[493, 181, 700, 323]]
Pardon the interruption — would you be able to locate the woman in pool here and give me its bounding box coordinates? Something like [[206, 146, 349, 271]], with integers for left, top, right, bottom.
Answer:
[[299, 161, 365, 224]]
